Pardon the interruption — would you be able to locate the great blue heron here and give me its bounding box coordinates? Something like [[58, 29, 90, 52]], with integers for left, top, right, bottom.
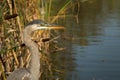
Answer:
[[7, 20, 64, 80]]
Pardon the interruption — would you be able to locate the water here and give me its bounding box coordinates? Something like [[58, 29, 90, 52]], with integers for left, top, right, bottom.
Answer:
[[58, 0, 120, 80]]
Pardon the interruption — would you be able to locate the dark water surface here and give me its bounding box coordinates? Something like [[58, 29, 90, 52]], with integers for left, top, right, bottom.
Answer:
[[58, 0, 120, 80]]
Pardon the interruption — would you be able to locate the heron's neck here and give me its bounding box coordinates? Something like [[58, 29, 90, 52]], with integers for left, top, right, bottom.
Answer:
[[23, 31, 40, 80]]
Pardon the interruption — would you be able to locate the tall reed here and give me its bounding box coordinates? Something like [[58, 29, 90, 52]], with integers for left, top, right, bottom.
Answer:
[[0, 0, 80, 79]]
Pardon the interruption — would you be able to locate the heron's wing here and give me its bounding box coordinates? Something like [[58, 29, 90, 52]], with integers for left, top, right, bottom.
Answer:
[[7, 68, 31, 80]]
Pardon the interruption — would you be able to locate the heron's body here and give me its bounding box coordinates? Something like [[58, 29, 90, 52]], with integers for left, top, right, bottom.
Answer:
[[7, 20, 45, 80], [7, 68, 31, 80], [7, 19, 64, 80]]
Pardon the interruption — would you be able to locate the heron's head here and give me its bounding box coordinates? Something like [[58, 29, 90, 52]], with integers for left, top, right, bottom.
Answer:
[[24, 20, 50, 34]]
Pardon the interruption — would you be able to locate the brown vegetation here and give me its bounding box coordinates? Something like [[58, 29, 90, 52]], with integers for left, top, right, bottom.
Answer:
[[0, 0, 79, 80]]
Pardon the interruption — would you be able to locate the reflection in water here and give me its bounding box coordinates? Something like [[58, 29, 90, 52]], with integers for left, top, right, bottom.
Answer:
[[55, 0, 120, 80]]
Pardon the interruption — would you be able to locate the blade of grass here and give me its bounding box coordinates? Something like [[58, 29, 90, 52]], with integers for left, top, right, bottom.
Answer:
[[51, 0, 72, 23]]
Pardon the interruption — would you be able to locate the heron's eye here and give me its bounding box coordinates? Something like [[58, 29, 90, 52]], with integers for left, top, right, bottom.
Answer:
[[40, 24, 45, 26], [39, 23, 49, 27]]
